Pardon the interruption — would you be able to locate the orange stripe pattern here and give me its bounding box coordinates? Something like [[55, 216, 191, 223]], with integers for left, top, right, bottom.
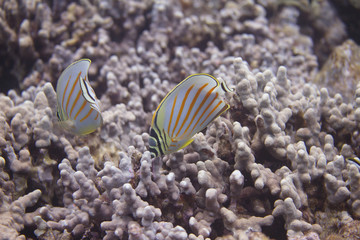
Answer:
[[74, 100, 87, 120], [70, 90, 81, 117], [178, 84, 215, 139], [168, 95, 177, 135], [186, 92, 218, 138], [65, 72, 82, 114], [56, 59, 102, 135], [62, 75, 71, 110], [175, 83, 208, 137], [171, 84, 194, 137], [149, 73, 232, 157], [80, 108, 93, 122]]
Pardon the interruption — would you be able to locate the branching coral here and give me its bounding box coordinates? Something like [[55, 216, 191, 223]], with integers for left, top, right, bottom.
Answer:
[[0, 0, 360, 239]]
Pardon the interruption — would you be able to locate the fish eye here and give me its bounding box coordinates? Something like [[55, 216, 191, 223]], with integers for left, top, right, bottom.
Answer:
[[150, 152, 156, 158], [148, 137, 157, 147]]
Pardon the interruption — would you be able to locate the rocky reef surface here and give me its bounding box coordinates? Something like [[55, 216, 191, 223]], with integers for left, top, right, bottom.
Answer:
[[1, 0, 360, 239]]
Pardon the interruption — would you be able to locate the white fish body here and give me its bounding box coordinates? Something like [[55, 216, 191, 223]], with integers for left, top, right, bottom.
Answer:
[[56, 59, 102, 135], [149, 73, 232, 157]]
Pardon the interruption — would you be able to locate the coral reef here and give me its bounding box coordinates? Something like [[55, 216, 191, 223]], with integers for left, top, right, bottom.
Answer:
[[314, 39, 360, 101], [1, 0, 360, 239]]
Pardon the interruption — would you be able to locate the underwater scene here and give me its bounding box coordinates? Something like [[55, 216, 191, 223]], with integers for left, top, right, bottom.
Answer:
[[1, 0, 360, 239]]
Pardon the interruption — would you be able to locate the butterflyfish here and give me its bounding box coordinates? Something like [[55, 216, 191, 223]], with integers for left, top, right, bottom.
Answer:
[[149, 73, 233, 158], [56, 59, 102, 135]]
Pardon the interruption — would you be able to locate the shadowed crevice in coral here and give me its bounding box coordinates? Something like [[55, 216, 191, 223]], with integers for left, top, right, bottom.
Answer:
[[319, 115, 354, 154], [1, 150, 14, 180], [47, 142, 67, 164], [262, 216, 287, 240], [231, 104, 257, 137], [305, 176, 327, 213], [334, 131, 352, 151], [19, 225, 37, 240], [0, 58, 21, 94], [242, 169, 255, 189], [209, 218, 225, 238], [286, 111, 306, 133], [254, 147, 291, 173], [329, 0, 360, 45], [142, 191, 195, 234], [0, 52, 22, 94], [135, 4, 154, 48]]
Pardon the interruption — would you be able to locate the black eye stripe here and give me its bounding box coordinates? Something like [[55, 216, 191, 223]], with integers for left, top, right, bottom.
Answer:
[[149, 128, 164, 156], [81, 77, 96, 102], [150, 128, 157, 138]]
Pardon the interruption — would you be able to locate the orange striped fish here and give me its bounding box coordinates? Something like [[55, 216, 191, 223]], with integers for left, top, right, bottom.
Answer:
[[56, 59, 102, 135], [149, 74, 233, 158]]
